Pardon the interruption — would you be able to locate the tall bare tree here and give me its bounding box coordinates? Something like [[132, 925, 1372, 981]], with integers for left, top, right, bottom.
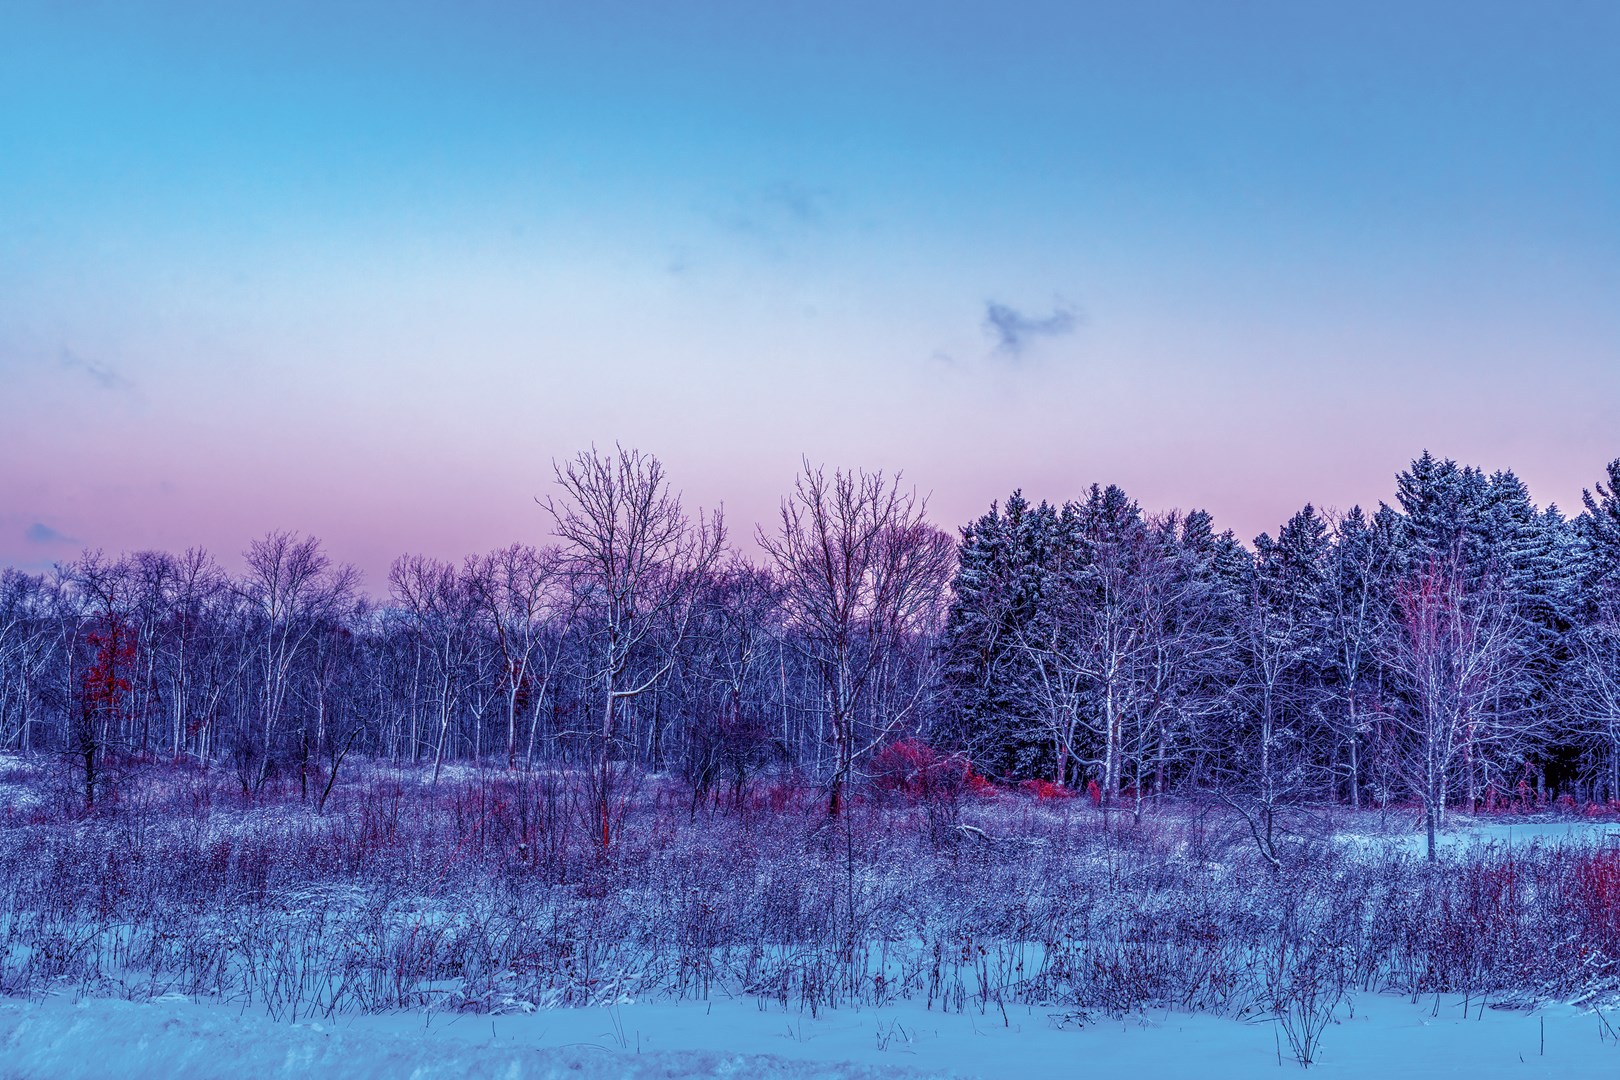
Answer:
[[465, 543, 573, 768], [1384, 557, 1523, 860], [545, 446, 723, 845], [1322, 508, 1397, 809], [760, 463, 954, 815], [241, 532, 358, 790], [678, 557, 785, 811], [1218, 526, 1322, 872], [147, 548, 229, 759], [1567, 621, 1620, 803], [62, 552, 138, 807], [0, 570, 52, 754], [390, 555, 483, 785]]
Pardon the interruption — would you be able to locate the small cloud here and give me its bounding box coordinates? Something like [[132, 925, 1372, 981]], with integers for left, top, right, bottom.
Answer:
[[59, 348, 132, 390], [704, 181, 835, 257], [983, 300, 1080, 358], [756, 180, 827, 227], [665, 247, 694, 276], [26, 522, 72, 545]]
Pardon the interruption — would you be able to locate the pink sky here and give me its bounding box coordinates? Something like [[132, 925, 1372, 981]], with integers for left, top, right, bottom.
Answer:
[[4, 3, 1616, 582]]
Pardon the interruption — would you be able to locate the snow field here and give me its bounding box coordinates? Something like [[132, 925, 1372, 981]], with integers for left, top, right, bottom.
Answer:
[[3, 991, 1617, 1079]]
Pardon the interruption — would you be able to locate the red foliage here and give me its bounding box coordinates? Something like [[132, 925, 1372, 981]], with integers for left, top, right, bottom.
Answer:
[[754, 778, 816, 815], [869, 739, 990, 802], [1021, 778, 1073, 801], [1571, 849, 1620, 950], [964, 771, 997, 797], [81, 621, 136, 726]]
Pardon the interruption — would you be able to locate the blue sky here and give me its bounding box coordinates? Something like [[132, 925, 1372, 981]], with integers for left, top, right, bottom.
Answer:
[[3, 1, 1617, 578]]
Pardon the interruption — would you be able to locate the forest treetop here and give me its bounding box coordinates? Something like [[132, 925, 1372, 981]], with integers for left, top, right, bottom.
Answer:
[[3, 448, 1619, 860]]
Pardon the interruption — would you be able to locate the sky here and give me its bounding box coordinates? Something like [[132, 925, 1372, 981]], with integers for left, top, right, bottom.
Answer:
[[2, 1, 1617, 583]]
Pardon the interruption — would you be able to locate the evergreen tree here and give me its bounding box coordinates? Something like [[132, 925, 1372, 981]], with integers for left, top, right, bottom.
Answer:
[[1568, 460, 1620, 799], [1577, 459, 1620, 621], [942, 491, 1062, 777]]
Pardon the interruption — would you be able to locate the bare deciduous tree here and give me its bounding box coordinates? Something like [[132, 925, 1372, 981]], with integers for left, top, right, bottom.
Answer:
[[1322, 508, 1397, 809], [759, 462, 953, 815], [1566, 620, 1620, 803], [465, 543, 573, 768], [242, 532, 359, 790], [1384, 558, 1524, 860], [0, 570, 52, 755], [545, 446, 723, 845], [63, 552, 137, 807], [390, 555, 483, 785]]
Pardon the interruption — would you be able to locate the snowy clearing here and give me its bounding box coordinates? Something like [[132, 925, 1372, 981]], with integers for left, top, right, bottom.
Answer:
[[2, 992, 1618, 1079], [1339, 817, 1620, 856], [5, 762, 1620, 1077]]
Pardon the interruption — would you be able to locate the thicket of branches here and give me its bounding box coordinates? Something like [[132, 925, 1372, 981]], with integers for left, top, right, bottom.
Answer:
[[4, 449, 1620, 859], [945, 453, 1620, 859], [2, 758, 1618, 1062]]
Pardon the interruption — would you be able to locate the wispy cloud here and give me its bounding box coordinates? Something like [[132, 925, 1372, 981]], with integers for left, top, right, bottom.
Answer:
[[755, 180, 827, 227], [983, 300, 1079, 358], [59, 347, 131, 390], [703, 180, 834, 258], [25, 522, 72, 546]]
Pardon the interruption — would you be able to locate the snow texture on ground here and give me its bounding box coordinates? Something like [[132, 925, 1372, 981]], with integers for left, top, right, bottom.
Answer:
[[0, 755, 42, 812], [0, 995, 937, 1080], [3, 992, 1617, 1079], [1339, 817, 1620, 856]]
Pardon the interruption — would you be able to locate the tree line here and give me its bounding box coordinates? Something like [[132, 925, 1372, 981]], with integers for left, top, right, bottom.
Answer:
[[2, 448, 1619, 855]]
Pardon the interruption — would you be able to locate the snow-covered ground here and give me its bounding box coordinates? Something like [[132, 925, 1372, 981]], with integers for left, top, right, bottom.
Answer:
[[5, 785, 1618, 1078], [2, 992, 1617, 1079], [1436, 820, 1620, 850], [1340, 816, 1620, 856], [0, 754, 43, 813]]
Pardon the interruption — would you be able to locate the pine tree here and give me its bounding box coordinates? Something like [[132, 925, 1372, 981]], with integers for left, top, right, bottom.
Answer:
[[1567, 460, 1620, 800], [1577, 459, 1620, 621], [942, 491, 1060, 777]]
